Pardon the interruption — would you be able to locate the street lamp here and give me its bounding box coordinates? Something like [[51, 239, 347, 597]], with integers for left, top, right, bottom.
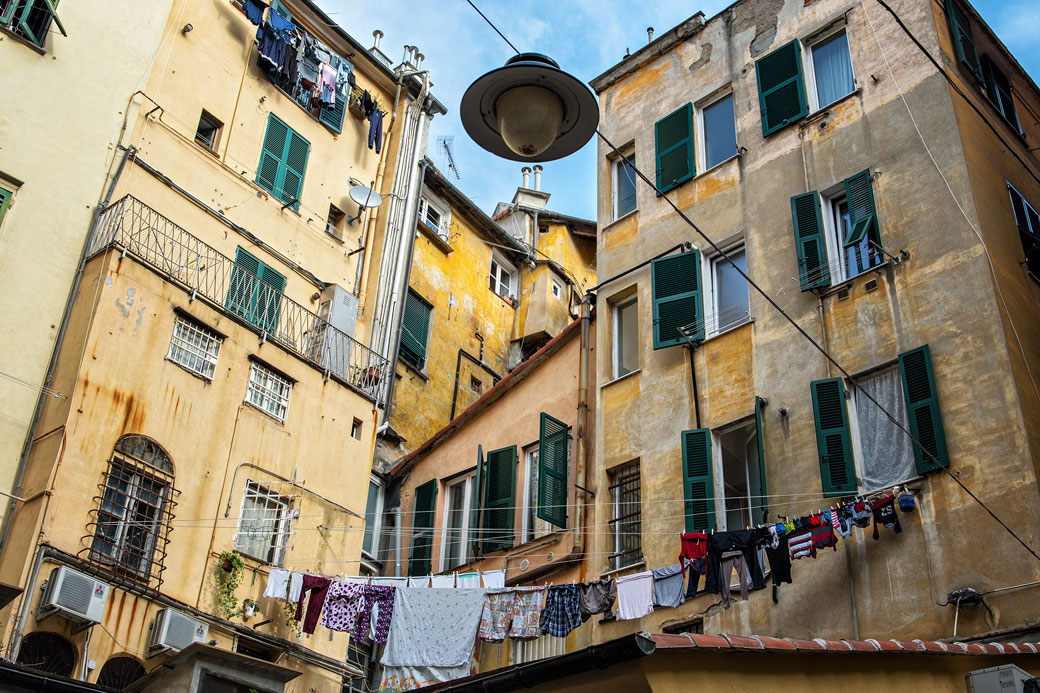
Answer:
[[460, 53, 598, 162]]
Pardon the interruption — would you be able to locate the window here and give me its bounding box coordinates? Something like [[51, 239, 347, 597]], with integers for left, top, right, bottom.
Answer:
[[512, 635, 566, 664], [479, 446, 517, 553], [343, 637, 374, 693], [351, 418, 363, 440], [89, 435, 174, 583], [717, 421, 765, 530], [756, 40, 808, 136], [318, 58, 350, 134], [470, 376, 483, 395], [195, 110, 222, 150], [608, 462, 642, 571], [522, 444, 551, 544], [326, 204, 346, 240], [408, 479, 437, 576], [699, 93, 737, 170], [235, 481, 293, 565], [848, 368, 916, 490], [0, 0, 64, 48], [167, 317, 222, 379], [399, 289, 432, 370], [225, 247, 286, 335], [982, 56, 1021, 133], [944, 0, 983, 81], [419, 195, 450, 242], [824, 183, 883, 283], [651, 250, 703, 346], [808, 30, 855, 109], [0, 187, 10, 229], [1007, 182, 1040, 277], [708, 247, 750, 335], [256, 114, 310, 209], [441, 475, 475, 570], [613, 296, 639, 378], [551, 280, 561, 298], [613, 151, 637, 219], [489, 253, 517, 300], [655, 103, 695, 193], [245, 361, 292, 423], [95, 656, 146, 690], [362, 478, 383, 559]]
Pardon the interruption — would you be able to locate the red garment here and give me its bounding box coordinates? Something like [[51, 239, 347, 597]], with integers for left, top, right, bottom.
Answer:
[[679, 532, 709, 577], [295, 574, 331, 634], [810, 524, 838, 550]]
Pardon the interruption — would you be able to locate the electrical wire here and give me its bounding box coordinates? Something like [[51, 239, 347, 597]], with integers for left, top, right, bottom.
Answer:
[[464, 0, 522, 56]]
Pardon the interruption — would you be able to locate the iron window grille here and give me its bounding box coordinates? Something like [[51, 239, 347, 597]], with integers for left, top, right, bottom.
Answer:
[[235, 480, 297, 565], [608, 462, 643, 571], [246, 362, 292, 423], [85, 435, 176, 588], [167, 317, 222, 379]]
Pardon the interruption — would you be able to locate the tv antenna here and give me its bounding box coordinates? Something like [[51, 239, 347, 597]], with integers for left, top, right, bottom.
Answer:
[[437, 136, 461, 180]]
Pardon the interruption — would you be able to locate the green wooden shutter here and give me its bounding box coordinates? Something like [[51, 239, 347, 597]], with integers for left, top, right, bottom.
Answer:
[[756, 40, 808, 136], [319, 56, 348, 133], [945, 0, 982, 81], [654, 103, 695, 193], [257, 116, 288, 195], [681, 429, 715, 532], [0, 188, 11, 229], [471, 445, 484, 554], [256, 263, 286, 334], [811, 378, 857, 497], [537, 413, 569, 528], [399, 289, 431, 370], [898, 345, 949, 473], [651, 250, 702, 348], [12, 0, 64, 46], [270, 0, 292, 20], [408, 479, 437, 576], [791, 191, 831, 291], [226, 248, 261, 319], [281, 130, 309, 209], [842, 169, 879, 247], [482, 446, 516, 553], [755, 396, 768, 521]]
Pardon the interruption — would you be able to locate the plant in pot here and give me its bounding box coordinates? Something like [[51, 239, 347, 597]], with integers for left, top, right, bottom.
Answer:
[[241, 598, 257, 619], [215, 551, 244, 618]]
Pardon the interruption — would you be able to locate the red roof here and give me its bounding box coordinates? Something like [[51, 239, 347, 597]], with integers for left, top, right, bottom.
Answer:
[[649, 633, 1040, 655]]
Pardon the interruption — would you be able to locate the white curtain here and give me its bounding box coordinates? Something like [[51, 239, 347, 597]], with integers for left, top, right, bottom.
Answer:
[[854, 369, 916, 491], [813, 33, 854, 107]]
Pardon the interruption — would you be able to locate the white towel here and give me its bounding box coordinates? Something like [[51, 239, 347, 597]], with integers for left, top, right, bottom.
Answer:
[[431, 574, 455, 588], [481, 569, 505, 589], [615, 571, 654, 620]]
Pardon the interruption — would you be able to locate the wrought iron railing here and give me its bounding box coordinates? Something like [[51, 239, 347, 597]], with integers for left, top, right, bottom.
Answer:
[[89, 195, 389, 405]]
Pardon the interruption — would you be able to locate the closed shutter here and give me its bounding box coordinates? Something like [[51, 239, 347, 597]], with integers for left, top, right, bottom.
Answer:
[[481, 446, 516, 553], [654, 103, 694, 193], [270, 0, 292, 20], [227, 248, 262, 319], [681, 429, 715, 532], [756, 40, 808, 136], [471, 445, 484, 555], [651, 250, 702, 348], [945, 0, 982, 80], [399, 289, 431, 370], [256, 115, 309, 210], [791, 191, 830, 291], [755, 396, 768, 521], [842, 170, 879, 247], [319, 93, 347, 133], [257, 116, 288, 195], [256, 264, 286, 334], [537, 413, 569, 528], [811, 378, 857, 496], [408, 479, 437, 576], [281, 130, 310, 208], [898, 345, 949, 473]]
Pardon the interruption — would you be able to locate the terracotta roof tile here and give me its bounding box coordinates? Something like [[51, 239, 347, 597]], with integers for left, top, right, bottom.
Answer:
[[650, 634, 699, 649], [647, 633, 1040, 658], [753, 636, 797, 651], [687, 634, 731, 649], [894, 640, 926, 652], [816, 638, 852, 651], [914, 639, 946, 653], [786, 638, 825, 651], [963, 643, 988, 654], [723, 635, 764, 650], [843, 639, 879, 652]]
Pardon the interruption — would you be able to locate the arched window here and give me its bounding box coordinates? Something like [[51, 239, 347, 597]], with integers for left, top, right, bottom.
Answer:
[[88, 435, 176, 585], [95, 655, 146, 690], [16, 631, 76, 677]]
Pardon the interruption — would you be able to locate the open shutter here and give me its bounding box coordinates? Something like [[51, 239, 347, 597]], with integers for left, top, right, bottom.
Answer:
[[256, 116, 288, 196], [226, 248, 261, 319], [471, 445, 484, 555], [281, 130, 310, 209], [899, 345, 949, 473], [811, 378, 857, 497], [408, 479, 437, 576], [270, 0, 292, 20], [256, 264, 286, 335], [981, 56, 1021, 133], [755, 396, 768, 521], [399, 290, 431, 370], [756, 40, 808, 136], [651, 250, 702, 348], [482, 446, 516, 552], [681, 429, 715, 532], [654, 103, 694, 193], [791, 191, 830, 291], [945, 0, 982, 81], [537, 413, 569, 528], [842, 169, 879, 247], [0, 188, 11, 228]]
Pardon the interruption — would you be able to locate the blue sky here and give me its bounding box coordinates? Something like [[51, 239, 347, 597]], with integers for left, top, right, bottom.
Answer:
[[317, 0, 1039, 221]]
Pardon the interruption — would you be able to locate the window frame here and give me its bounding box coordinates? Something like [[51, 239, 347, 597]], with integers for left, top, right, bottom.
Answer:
[[235, 480, 294, 566], [166, 317, 222, 380], [399, 288, 433, 372], [607, 461, 642, 571], [804, 28, 857, 112], [362, 477, 383, 560], [551, 279, 561, 299], [612, 150, 638, 220], [0, 0, 64, 49], [711, 417, 764, 531], [489, 252, 518, 301], [255, 113, 310, 210], [612, 295, 639, 379], [0, 187, 10, 228], [521, 442, 553, 544], [418, 194, 451, 243], [245, 361, 293, 423], [821, 188, 882, 283], [1007, 181, 1040, 279], [844, 366, 917, 492], [195, 110, 223, 151], [696, 91, 738, 173], [703, 243, 750, 337], [439, 473, 476, 571]]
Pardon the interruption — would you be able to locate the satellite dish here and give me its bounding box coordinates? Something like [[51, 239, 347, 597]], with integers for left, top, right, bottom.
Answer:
[[347, 183, 382, 225]]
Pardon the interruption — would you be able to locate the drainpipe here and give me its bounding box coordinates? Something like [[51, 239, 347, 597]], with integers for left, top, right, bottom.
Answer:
[[10, 544, 47, 661], [688, 346, 701, 429], [574, 295, 592, 554], [0, 144, 135, 561], [393, 506, 402, 576], [79, 626, 93, 681]]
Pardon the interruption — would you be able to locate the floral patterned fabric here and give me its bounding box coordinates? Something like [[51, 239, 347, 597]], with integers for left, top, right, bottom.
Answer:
[[508, 586, 545, 640]]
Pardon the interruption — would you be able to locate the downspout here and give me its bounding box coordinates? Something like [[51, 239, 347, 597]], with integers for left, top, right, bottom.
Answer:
[[79, 626, 93, 681], [688, 346, 701, 428], [0, 144, 135, 561], [574, 295, 592, 554], [393, 506, 402, 577], [10, 544, 46, 661]]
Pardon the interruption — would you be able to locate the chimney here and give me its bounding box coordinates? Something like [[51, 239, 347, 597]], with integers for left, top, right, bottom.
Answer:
[[414, 52, 425, 68], [371, 29, 383, 51], [521, 167, 531, 189], [402, 45, 417, 66], [533, 165, 543, 191], [647, 27, 654, 43]]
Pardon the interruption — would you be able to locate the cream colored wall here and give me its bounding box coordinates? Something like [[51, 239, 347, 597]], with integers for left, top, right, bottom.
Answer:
[[0, 0, 172, 530]]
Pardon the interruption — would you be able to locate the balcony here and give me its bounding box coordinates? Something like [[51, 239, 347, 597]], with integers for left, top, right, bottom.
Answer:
[[88, 196, 389, 405]]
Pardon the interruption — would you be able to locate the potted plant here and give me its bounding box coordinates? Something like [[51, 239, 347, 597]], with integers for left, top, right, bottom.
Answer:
[[215, 551, 244, 618], [242, 598, 257, 619]]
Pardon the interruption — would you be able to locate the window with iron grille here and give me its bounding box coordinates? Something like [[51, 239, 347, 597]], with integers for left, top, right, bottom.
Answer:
[[235, 481, 294, 565], [88, 436, 175, 586], [0, 0, 65, 49], [167, 317, 222, 379], [608, 462, 642, 571], [246, 362, 292, 423]]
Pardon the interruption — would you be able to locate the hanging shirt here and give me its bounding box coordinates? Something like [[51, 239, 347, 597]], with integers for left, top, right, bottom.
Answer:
[[540, 585, 582, 637], [318, 63, 338, 107], [764, 532, 793, 586], [456, 573, 481, 588], [263, 567, 290, 599], [651, 563, 687, 608], [579, 579, 616, 621], [319, 581, 367, 633], [478, 589, 515, 642], [407, 575, 431, 588], [811, 524, 839, 551], [871, 495, 902, 540], [788, 530, 816, 560], [508, 586, 545, 639], [243, 0, 267, 25], [678, 532, 709, 577], [381, 588, 487, 669], [615, 571, 653, 620], [704, 529, 768, 595], [287, 571, 304, 602]]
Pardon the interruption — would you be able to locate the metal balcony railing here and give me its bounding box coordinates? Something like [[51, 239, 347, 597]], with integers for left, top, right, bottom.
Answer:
[[89, 195, 389, 405]]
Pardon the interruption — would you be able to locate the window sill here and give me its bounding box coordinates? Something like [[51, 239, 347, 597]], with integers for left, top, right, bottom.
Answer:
[[399, 357, 429, 381], [599, 560, 646, 579], [601, 368, 641, 389], [801, 89, 862, 129], [242, 399, 287, 425], [695, 153, 739, 179], [417, 221, 453, 253], [248, 179, 303, 217], [820, 259, 891, 298], [0, 25, 46, 55], [603, 208, 638, 231], [324, 230, 346, 244], [701, 318, 754, 344], [165, 356, 215, 384], [492, 291, 518, 309]]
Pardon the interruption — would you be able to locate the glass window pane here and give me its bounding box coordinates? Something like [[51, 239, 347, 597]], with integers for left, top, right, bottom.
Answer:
[[615, 154, 637, 218], [715, 249, 749, 333], [362, 481, 380, 555], [703, 95, 737, 170], [616, 298, 639, 377], [854, 369, 916, 490], [812, 32, 855, 107]]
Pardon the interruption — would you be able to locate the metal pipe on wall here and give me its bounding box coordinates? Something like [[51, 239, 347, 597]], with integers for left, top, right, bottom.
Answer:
[[574, 296, 592, 554]]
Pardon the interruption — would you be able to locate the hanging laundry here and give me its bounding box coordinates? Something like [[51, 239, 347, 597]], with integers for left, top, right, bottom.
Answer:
[[478, 590, 515, 642], [380, 665, 469, 692], [299, 34, 320, 89], [456, 572, 481, 588], [430, 575, 455, 588], [243, 0, 267, 25], [871, 494, 902, 539], [481, 569, 505, 589], [811, 523, 838, 551], [361, 90, 375, 116], [267, 9, 295, 40], [898, 491, 916, 512], [279, 36, 299, 86], [678, 531, 709, 577], [852, 498, 872, 528], [718, 550, 750, 607], [704, 529, 768, 595], [336, 62, 353, 94], [579, 579, 616, 621], [764, 532, 793, 586], [256, 22, 287, 74], [833, 504, 853, 536], [362, 586, 396, 644], [788, 529, 816, 560], [541, 585, 582, 637], [373, 576, 409, 588], [318, 62, 338, 107], [368, 110, 384, 153], [287, 570, 304, 602], [263, 566, 291, 599], [407, 575, 431, 588], [685, 556, 706, 599], [295, 574, 332, 634], [508, 586, 545, 639], [319, 581, 366, 633], [651, 563, 686, 608], [615, 571, 653, 620]]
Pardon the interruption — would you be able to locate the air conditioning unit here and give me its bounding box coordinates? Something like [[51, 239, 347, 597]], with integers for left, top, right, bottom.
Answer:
[[307, 284, 359, 382], [967, 664, 1037, 692], [149, 608, 208, 653], [38, 566, 109, 626]]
